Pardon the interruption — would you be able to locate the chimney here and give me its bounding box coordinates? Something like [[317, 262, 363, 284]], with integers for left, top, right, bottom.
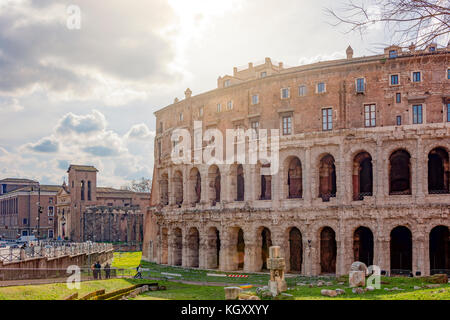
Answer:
[[184, 88, 192, 99], [278, 62, 284, 69], [248, 62, 254, 69], [265, 57, 272, 65], [233, 67, 238, 76], [346, 45, 354, 59], [174, 97, 179, 104]]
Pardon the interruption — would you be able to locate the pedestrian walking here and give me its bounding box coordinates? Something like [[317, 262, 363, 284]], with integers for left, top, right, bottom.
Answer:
[[104, 262, 111, 279], [134, 264, 143, 279]]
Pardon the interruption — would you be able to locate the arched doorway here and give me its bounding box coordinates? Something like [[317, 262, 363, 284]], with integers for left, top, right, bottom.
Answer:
[[187, 227, 200, 268], [206, 227, 220, 269], [237, 228, 245, 270], [428, 148, 449, 194], [390, 226, 412, 274], [189, 168, 201, 204], [353, 152, 373, 200], [287, 157, 302, 199], [258, 161, 272, 200], [389, 150, 411, 195], [289, 227, 303, 273], [161, 228, 168, 264], [429, 226, 450, 274], [260, 228, 272, 271], [320, 227, 337, 274], [319, 155, 337, 201], [160, 173, 169, 205], [173, 228, 183, 266], [353, 226, 374, 266], [208, 165, 221, 205], [173, 170, 183, 206]]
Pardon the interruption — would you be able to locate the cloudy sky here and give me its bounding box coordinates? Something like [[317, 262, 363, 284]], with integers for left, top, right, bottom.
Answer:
[[0, 0, 446, 188]]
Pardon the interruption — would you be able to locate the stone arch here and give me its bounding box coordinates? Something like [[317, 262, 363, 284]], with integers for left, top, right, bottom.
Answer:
[[186, 227, 200, 268], [319, 154, 337, 201], [172, 170, 183, 206], [428, 147, 450, 194], [353, 226, 374, 267], [390, 226, 412, 274], [206, 227, 221, 269], [229, 227, 246, 270], [172, 228, 183, 266], [320, 226, 337, 274], [188, 167, 202, 204], [257, 161, 272, 200], [353, 152, 373, 200], [257, 227, 273, 271], [230, 163, 245, 201], [288, 227, 303, 273], [161, 227, 168, 264], [429, 225, 449, 274], [389, 149, 411, 195], [208, 165, 221, 205], [286, 156, 303, 199], [160, 172, 169, 206]]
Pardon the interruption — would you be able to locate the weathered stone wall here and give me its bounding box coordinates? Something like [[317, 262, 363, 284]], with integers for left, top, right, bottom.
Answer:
[[0, 249, 113, 281], [82, 207, 143, 243]]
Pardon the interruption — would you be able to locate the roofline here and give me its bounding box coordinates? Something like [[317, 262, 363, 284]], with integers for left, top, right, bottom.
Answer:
[[154, 49, 450, 116]]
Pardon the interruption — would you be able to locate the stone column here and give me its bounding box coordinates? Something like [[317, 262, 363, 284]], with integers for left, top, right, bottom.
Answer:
[[375, 139, 385, 203], [304, 148, 312, 205], [219, 237, 235, 271], [182, 166, 189, 206], [168, 168, 175, 206], [244, 164, 253, 202], [182, 237, 189, 268], [199, 232, 208, 269], [244, 230, 259, 272], [413, 230, 426, 276], [415, 137, 425, 201], [200, 166, 208, 205]]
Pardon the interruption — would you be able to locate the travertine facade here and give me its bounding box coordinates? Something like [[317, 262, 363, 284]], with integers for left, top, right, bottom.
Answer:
[[143, 45, 450, 276]]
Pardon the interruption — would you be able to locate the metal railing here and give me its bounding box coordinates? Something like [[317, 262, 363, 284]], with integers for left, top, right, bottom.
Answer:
[[0, 242, 113, 263]]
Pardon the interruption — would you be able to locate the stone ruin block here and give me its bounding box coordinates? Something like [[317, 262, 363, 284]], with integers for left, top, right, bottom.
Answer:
[[349, 271, 366, 288]]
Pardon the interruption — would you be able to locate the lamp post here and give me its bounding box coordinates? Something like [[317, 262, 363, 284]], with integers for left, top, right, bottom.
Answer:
[[36, 183, 42, 241]]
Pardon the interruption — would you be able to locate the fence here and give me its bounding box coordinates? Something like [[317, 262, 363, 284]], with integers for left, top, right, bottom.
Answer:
[[0, 242, 113, 263]]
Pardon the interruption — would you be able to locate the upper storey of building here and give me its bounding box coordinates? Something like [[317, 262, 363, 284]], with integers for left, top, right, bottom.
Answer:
[[154, 44, 450, 160]]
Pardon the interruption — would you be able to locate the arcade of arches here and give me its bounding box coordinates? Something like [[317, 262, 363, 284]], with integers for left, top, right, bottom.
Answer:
[[156, 223, 450, 276]]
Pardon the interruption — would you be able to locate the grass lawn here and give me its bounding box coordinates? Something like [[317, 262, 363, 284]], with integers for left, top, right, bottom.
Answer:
[[0, 252, 448, 300]]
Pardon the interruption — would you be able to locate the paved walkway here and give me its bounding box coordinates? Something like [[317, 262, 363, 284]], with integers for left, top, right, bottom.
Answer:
[[0, 276, 123, 288]]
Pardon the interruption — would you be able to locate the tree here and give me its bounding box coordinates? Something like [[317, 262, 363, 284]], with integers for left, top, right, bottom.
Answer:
[[122, 177, 152, 193], [326, 0, 450, 49]]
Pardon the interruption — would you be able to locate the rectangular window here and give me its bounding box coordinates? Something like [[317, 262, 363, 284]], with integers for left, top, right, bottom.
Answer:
[[317, 82, 326, 93], [390, 74, 399, 85], [252, 94, 259, 105], [447, 103, 450, 122], [413, 104, 423, 124], [298, 85, 306, 96], [157, 141, 161, 159], [48, 206, 54, 216], [364, 104, 376, 127], [217, 103, 221, 112], [282, 116, 292, 135], [48, 229, 54, 239], [447, 69, 450, 80], [356, 78, 365, 92], [396, 93, 401, 103], [261, 72, 267, 78], [199, 107, 203, 117], [224, 80, 231, 87], [22, 230, 28, 236], [23, 218, 27, 225], [413, 72, 421, 82], [389, 50, 398, 58], [322, 108, 333, 131], [49, 198, 53, 204], [179, 112, 183, 121], [227, 101, 233, 110], [397, 116, 402, 125], [281, 88, 290, 99]]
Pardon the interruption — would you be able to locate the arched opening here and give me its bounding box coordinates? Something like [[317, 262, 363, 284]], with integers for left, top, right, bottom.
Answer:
[[206, 227, 220, 269], [319, 154, 337, 202], [237, 228, 245, 270], [353, 152, 373, 200], [161, 228, 168, 264], [258, 162, 272, 200], [428, 148, 449, 194], [160, 173, 169, 206], [189, 168, 201, 205], [289, 227, 303, 273], [236, 164, 245, 201], [390, 226, 412, 274], [208, 165, 221, 205], [287, 157, 302, 199], [260, 227, 272, 271], [173, 170, 183, 206], [187, 227, 200, 268], [353, 226, 374, 267], [320, 227, 337, 274], [173, 228, 183, 266], [389, 150, 411, 195], [429, 226, 450, 274]]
